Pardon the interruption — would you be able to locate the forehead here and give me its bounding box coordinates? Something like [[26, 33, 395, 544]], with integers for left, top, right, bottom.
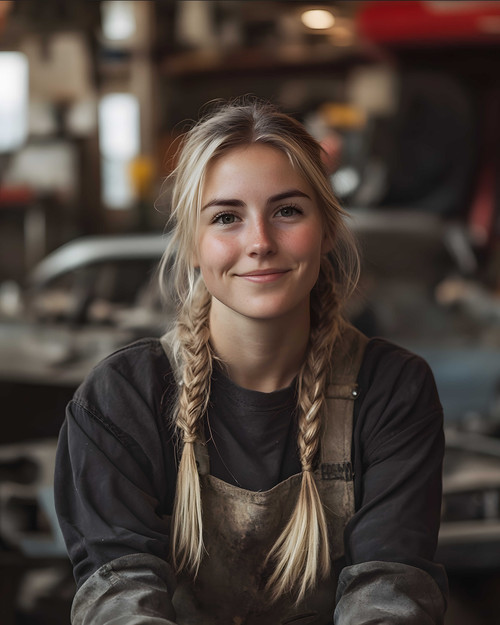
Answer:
[[202, 143, 311, 197]]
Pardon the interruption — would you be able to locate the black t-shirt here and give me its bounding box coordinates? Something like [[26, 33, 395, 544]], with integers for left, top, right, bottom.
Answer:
[[54, 336, 447, 597]]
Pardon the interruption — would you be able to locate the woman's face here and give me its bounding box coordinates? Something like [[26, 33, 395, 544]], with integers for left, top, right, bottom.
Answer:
[[195, 143, 328, 326]]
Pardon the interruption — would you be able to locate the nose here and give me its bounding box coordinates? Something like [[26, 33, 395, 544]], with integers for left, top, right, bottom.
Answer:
[[246, 217, 276, 257]]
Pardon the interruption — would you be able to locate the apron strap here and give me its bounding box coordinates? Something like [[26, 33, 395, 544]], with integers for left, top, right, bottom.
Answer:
[[320, 323, 368, 469]]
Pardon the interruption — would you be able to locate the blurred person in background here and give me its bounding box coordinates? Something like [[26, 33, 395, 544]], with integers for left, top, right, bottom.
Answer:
[[54, 99, 448, 624]]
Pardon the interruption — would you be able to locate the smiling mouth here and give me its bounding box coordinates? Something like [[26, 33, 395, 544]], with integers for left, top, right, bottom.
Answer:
[[237, 269, 290, 283]]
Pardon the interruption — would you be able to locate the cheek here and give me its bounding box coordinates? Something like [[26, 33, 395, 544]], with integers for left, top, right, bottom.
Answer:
[[286, 224, 324, 259], [197, 234, 239, 274]]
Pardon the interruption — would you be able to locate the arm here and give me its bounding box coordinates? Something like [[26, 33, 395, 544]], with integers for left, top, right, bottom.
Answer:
[[54, 341, 179, 623], [335, 561, 446, 625], [71, 553, 176, 625], [335, 341, 448, 623]]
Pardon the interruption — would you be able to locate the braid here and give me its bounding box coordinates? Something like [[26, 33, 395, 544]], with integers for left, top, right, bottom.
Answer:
[[297, 257, 340, 471], [171, 279, 213, 574], [266, 257, 340, 603]]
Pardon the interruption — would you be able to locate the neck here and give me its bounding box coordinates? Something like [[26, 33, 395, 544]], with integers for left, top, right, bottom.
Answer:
[[209, 301, 311, 392]]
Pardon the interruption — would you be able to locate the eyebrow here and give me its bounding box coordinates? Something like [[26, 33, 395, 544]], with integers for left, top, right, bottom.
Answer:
[[201, 189, 311, 211]]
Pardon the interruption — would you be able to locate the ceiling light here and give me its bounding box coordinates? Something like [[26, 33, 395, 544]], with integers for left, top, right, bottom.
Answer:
[[301, 9, 335, 30]]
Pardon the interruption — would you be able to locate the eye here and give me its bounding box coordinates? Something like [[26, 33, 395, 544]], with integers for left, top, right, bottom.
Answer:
[[213, 212, 238, 225], [276, 204, 301, 217]]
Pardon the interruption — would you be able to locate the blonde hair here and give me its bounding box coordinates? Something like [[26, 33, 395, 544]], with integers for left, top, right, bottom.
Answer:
[[159, 98, 360, 602]]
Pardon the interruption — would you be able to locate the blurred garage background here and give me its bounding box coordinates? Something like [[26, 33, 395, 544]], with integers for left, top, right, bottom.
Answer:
[[1, 1, 500, 623]]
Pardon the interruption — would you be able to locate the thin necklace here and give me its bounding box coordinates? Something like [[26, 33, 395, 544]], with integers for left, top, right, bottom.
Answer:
[[205, 414, 242, 487]]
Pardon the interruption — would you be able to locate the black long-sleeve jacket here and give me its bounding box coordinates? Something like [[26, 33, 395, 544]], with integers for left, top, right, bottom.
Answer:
[[55, 337, 448, 623]]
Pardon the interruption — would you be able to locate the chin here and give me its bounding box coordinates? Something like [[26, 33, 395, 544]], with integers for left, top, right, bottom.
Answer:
[[242, 302, 309, 323]]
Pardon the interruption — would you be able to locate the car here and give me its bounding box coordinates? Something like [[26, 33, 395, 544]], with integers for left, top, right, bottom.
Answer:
[[348, 209, 500, 577], [0, 233, 173, 449], [0, 233, 172, 390], [439, 424, 500, 572]]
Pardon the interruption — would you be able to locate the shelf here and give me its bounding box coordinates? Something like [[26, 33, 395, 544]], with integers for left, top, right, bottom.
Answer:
[[160, 43, 378, 79]]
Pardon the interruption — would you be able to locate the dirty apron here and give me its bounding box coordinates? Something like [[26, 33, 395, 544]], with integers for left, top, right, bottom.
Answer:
[[161, 324, 368, 625]]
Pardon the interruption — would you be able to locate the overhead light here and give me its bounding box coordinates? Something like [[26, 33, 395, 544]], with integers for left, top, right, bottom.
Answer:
[[301, 9, 335, 30]]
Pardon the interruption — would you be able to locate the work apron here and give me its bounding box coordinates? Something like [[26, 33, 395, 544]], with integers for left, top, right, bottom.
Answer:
[[161, 324, 368, 625]]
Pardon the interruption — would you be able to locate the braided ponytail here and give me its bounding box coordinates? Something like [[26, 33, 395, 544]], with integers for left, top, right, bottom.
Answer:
[[171, 279, 213, 574], [265, 257, 340, 603]]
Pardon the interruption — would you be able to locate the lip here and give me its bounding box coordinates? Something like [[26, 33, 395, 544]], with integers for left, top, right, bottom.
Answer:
[[237, 269, 290, 283]]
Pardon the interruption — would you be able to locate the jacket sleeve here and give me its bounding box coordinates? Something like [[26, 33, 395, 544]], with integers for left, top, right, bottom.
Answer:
[[334, 561, 446, 625], [71, 554, 177, 625], [54, 344, 179, 623], [336, 343, 449, 623]]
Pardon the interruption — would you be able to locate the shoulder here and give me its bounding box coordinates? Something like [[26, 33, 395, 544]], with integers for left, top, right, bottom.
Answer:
[[359, 337, 440, 403], [70, 337, 177, 440], [355, 337, 443, 446], [87, 336, 170, 373], [76, 337, 172, 395]]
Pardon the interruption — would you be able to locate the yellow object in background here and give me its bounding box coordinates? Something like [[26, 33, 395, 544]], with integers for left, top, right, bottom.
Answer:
[[319, 103, 366, 130], [130, 155, 155, 199]]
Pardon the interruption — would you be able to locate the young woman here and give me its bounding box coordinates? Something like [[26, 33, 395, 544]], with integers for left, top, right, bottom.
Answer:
[[55, 100, 448, 624]]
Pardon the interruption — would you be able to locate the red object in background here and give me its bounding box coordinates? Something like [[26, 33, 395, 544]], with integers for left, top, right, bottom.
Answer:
[[0, 187, 34, 207], [468, 163, 496, 248], [357, 1, 500, 45]]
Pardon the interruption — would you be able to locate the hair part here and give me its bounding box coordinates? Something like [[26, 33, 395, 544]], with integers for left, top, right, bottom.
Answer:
[[160, 97, 359, 601]]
